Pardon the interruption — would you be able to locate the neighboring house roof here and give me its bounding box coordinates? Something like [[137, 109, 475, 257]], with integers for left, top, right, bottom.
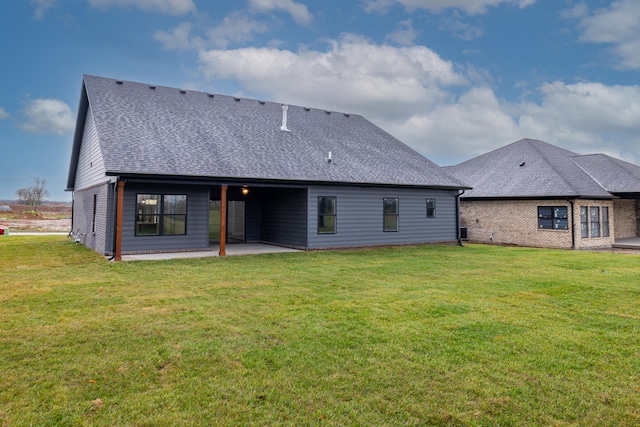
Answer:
[[446, 138, 640, 199], [570, 153, 640, 194], [67, 75, 467, 191]]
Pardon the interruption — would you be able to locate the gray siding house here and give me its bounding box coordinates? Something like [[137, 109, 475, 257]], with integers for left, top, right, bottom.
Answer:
[[66, 75, 468, 259], [447, 138, 640, 249]]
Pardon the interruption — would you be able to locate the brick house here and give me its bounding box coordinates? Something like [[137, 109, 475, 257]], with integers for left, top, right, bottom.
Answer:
[[446, 139, 640, 249]]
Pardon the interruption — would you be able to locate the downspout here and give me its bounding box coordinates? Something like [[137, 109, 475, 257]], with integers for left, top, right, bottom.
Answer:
[[456, 189, 465, 246], [108, 181, 118, 260], [114, 180, 125, 261], [69, 195, 74, 237], [566, 198, 575, 249]]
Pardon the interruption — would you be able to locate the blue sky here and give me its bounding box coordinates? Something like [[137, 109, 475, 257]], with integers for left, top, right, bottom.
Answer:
[[1, 0, 639, 201]]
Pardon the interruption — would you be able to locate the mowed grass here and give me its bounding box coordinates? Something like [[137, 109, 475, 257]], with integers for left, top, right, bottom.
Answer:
[[1, 236, 639, 426]]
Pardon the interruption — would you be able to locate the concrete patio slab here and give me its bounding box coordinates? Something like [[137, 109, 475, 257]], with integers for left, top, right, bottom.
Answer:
[[612, 237, 640, 250], [119, 243, 301, 261]]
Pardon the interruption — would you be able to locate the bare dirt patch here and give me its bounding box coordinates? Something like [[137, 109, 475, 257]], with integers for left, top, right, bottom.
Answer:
[[0, 203, 71, 232]]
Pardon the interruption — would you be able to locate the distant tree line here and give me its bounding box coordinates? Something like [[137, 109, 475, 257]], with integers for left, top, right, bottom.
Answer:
[[15, 177, 50, 211]]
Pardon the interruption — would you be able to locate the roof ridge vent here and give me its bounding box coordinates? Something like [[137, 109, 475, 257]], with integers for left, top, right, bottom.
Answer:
[[280, 105, 291, 132]]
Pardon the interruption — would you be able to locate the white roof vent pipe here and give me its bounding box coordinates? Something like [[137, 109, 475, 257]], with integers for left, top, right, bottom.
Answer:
[[280, 105, 291, 132]]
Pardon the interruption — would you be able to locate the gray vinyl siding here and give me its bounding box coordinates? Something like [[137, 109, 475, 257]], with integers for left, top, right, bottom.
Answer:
[[121, 184, 209, 254], [307, 185, 458, 249], [245, 198, 262, 242], [74, 107, 107, 190], [71, 184, 110, 255], [261, 188, 308, 247]]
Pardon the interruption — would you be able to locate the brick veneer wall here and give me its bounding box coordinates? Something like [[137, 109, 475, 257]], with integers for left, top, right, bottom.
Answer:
[[460, 199, 620, 249], [613, 199, 637, 239]]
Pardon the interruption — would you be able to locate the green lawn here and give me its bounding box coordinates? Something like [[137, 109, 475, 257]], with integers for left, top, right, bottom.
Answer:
[[1, 236, 639, 426]]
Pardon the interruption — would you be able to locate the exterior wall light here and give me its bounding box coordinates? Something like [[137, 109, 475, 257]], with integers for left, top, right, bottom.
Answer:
[[241, 186, 249, 195]]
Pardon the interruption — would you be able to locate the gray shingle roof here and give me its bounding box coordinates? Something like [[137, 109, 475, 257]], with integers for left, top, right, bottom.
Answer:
[[570, 153, 640, 194], [445, 138, 640, 199], [69, 75, 466, 189]]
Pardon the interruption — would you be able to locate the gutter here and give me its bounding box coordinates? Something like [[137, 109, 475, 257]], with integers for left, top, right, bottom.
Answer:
[[456, 189, 465, 246]]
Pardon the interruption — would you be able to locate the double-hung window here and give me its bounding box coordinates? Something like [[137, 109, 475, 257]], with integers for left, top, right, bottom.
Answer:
[[426, 199, 436, 218], [383, 198, 399, 232], [318, 196, 336, 234], [538, 206, 568, 230], [602, 207, 610, 237], [580, 206, 589, 238], [590, 207, 600, 237], [136, 194, 187, 236]]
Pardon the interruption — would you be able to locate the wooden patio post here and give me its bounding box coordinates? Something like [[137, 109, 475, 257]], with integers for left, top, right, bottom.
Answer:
[[219, 185, 227, 256], [114, 180, 125, 261]]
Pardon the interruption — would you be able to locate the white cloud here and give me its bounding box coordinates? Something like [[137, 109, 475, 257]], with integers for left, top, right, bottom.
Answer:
[[21, 99, 75, 135], [154, 12, 271, 51], [573, 0, 640, 69], [516, 81, 640, 155], [198, 34, 467, 120], [362, 0, 396, 14], [383, 87, 521, 161], [206, 12, 270, 49], [248, 0, 312, 25], [560, 2, 587, 20], [31, 0, 56, 20], [154, 22, 199, 50], [438, 11, 485, 40], [363, 0, 536, 15], [386, 19, 420, 46], [87, 0, 195, 15], [197, 35, 640, 165], [0, 107, 9, 120], [384, 80, 640, 165]]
